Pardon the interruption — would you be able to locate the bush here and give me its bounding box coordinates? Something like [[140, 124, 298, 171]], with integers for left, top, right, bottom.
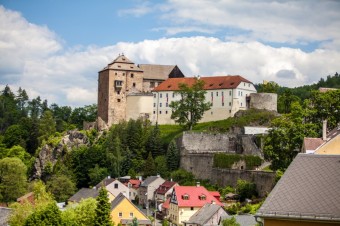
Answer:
[[236, 179, 258, 201]]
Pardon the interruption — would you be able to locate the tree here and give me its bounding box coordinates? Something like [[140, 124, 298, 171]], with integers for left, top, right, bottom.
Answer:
[[38, 110, 56, 145], [169, 78, 211, 130], [0, 157, 27, 203], [46, 174, 77, 202], [24, 202, 63, 226], [236, 179, 257, 201], [222, 216, 240, 226], [145, 124, 163, 157], [166, 140, 180, 171], [70, 104, 97, 129], [143, 152, 156, 177], [257, 81, 279, 93], [62, 197, 97, 226], [94, 187, 113, 226], [88, 164, 109, 187], [154, 156, 169, 178], [3, 124, 28, 148]]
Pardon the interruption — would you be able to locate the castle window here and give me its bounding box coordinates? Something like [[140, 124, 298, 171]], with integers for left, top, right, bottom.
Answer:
[[222, 103, 224, 106], [153, 111, 156, 114], [115, 72, 117, 75], [133, 83, 136, 87], [216, 92, 218, 96], [123, 72, 125, 76], [229, 110, 231, 113], [154, 94, 156, 98], [159, 111, 162, 114], [166, 103, 168, 107], [150, 82, 155, 88], [117, 99, 121, 102], [229, 102, 231, 106], [131, 73, 134, 78], [211, 111, 213, 115], [229, 91, 232, 96], [160, 103, 162, 107], [153, 103, 156, 107], [117, 90, 120, 95], [166, 111, 168, 114], [160, 94, 162, 98], [115, 80, 123, 88], [241, 102, 243, 106], [118, 65, 121, 68]]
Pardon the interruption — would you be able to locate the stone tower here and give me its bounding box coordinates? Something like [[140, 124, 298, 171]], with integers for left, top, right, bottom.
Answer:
[[97, 54, 144, 126]]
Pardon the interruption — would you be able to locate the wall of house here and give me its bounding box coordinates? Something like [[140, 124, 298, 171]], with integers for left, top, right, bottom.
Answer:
[[263, 219, 337, 226], [126, 94, 153, 121], [178, 207, 200, 226], [315, 135, 340, 154], [151, 85, 256, 125], [110, 198, 149, 225], [106, 180, 130, 199]]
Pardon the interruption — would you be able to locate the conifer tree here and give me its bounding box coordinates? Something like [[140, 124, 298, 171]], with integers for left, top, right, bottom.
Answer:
[[94, 187, 113, 226], [144, 152, 156, 177], [166, 140, 180, 171]]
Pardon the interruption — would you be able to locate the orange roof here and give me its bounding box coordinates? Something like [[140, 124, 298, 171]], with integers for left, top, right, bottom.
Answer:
[[173, 186, 222, 207], [153, 75, 252, 92], [124, 179, 141, 189]]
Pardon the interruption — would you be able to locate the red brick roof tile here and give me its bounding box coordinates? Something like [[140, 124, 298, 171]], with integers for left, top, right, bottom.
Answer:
[[173, 186, 222, 207], [153, 75, 252, 92]]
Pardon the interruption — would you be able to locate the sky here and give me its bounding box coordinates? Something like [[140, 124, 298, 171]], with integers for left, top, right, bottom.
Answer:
[[0, 0, 340, 107]]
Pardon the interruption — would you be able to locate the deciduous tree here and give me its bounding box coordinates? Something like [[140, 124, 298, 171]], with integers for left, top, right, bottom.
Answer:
[[169, 78, 211, 130]]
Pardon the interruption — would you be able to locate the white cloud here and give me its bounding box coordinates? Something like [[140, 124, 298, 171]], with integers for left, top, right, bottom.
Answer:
[[156, 0, 340, 49], [1, 6, 340, 108]]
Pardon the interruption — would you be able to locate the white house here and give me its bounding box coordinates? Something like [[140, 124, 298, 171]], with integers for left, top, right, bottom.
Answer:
[[151, 75, 257, 125]]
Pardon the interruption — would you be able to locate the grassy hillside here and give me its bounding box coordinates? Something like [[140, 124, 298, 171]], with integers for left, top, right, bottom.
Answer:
[[159, 109, 278, 145]]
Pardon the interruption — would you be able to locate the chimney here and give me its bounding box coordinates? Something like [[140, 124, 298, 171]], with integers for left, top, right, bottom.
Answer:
[[108, 175, 111, 179], [211, 200, 216, 205], [323, 120, 327, 141], [196, 182, 200, 187]]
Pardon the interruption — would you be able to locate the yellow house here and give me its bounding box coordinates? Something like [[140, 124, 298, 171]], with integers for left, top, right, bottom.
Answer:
[[110, 193, 152, 226], [315, 133, 340, 154]]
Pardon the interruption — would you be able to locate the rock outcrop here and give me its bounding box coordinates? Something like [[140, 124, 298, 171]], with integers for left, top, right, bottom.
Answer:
[[32, 130, 89, 180]]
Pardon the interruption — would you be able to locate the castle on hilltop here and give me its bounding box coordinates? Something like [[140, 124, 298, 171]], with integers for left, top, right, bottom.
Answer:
[[97, 54, 185, 129], [96, 54, 277, 130]]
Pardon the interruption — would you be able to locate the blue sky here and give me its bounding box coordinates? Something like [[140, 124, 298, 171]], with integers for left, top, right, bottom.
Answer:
[[1, 0, 340, 107]]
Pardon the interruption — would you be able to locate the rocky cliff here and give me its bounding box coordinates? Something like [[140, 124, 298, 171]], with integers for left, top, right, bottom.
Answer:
[[31, 130, 89, 180]]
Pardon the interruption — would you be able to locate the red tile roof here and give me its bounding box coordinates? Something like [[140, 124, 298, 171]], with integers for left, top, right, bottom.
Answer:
[[162, 198, 171, 209], [124, 179, 141, 189], [153, 75, 252, 92], [173, 186, 222, 207], [303, 138, 325, 151], [156, 181, 177, 195]]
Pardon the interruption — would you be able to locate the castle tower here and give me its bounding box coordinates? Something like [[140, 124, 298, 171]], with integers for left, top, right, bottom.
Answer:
[[97, 54, 144, 126]]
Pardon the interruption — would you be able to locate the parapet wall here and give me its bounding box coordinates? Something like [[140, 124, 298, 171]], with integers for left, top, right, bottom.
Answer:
[[249, 93, 277, 112]]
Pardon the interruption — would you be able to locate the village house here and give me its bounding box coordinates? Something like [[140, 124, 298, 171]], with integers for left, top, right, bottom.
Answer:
[[139, 175, 165, 209], [155, 180, 178, 204], [182, 203, 228, 226], [67, 188, 115, 205], [168, 184, 222, 226], [95, 176, 130, 200], [256, 154, 340, 225], [119, 176, 142, 202], [151, 76, 257, 124], [110, 193, 152, 226]]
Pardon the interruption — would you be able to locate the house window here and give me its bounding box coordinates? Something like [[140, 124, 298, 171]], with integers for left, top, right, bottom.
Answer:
[[229, 91, 232, 96], [119, 212, 122, 218], [182, 194, 189, 200], [130, 212, 134, 218], [172, 93, 175, 98], [241, 102, 243, 107], [153, 103, 156, 107], [199, 194, 206, 200], [114, 184, 118, 189], [190, 207, 194, 210], [131, 73, 134, 78], [153, 94, 156, 98], [211, 111, 213, 115]]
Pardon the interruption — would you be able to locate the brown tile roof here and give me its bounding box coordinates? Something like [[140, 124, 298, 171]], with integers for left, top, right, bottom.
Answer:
[[256, 154, 340, 222], [153, 75, 252, 91], [303, 138, 325, 151], [155, 181, 177, 195], [139, 64, 176, 80]]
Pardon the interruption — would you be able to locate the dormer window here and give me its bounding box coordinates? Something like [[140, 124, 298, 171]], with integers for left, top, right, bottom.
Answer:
[[199, 194, 206, 200], [182, 194, 189, 200]]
